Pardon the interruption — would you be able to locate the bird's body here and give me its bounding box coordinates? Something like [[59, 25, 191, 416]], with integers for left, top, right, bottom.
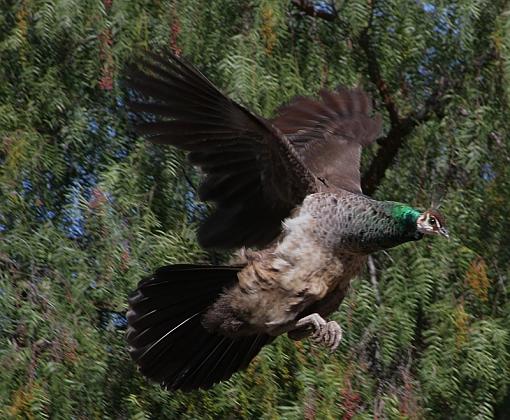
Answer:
[[203, 191, 423, 338], [125, 51, 447, 391]]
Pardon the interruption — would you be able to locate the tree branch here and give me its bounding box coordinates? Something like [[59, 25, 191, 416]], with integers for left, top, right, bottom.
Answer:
[[361, 117, 416, 196], [358, 12, 400, 127], [300, 0, 494, 195], [291, 0, 338, 21], [358, 2, 446, 195]]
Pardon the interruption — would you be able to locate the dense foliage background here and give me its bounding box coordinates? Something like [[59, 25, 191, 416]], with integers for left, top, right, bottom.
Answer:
[[1, 0, 510, 418]]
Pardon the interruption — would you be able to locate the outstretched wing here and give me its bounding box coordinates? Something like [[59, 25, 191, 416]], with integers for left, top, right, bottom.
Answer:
[[272, 88, 382, 194], [127, 52, 317, 249]]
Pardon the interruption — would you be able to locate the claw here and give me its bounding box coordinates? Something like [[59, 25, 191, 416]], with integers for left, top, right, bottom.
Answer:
[[327, 321, 342, 352], [292, 313, 343, 352]]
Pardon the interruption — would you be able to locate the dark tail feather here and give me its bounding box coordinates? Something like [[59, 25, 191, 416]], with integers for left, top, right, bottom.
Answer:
[[126, 264, 272, 391]]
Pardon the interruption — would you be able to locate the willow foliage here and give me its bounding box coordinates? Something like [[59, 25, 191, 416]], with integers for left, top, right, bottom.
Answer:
[[1, 0, 509, 418]]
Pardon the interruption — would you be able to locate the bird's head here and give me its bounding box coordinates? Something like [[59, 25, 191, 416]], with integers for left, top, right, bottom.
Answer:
[[416, 209, 448, 238]]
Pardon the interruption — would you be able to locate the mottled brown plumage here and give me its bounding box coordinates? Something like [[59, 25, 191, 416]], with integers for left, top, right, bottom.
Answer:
[[125, 51, 446, 391]]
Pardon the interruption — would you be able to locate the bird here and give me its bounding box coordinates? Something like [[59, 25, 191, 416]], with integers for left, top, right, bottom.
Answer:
[[124, 51, 449, 392]]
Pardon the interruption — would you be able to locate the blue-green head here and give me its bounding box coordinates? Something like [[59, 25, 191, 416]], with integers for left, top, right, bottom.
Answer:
[[392, 205, 449, 239]]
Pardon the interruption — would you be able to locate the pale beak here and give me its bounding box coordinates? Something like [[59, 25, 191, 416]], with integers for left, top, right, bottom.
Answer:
[[439, 227, 449, 239]]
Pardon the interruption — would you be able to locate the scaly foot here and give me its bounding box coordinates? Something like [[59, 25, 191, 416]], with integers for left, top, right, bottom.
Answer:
[[289, 313, 342, 352]]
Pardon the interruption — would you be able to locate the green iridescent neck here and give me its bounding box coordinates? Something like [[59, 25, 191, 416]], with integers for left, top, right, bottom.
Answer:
[[391, 204, 421, 231]]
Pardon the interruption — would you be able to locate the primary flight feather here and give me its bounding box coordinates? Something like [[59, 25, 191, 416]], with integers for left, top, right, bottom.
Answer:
[[125, 51, 448, 391]]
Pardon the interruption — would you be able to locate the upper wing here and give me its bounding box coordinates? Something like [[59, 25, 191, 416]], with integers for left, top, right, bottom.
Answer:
[[272, 88, 382, 194], [126, 52, 317, 249]]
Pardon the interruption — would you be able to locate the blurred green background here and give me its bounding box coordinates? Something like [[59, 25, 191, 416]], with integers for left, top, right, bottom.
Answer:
[[1, 0, 510, 418]]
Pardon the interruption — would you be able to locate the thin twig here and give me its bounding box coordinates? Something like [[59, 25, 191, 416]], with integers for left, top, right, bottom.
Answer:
[[368, 255, 382, 305]]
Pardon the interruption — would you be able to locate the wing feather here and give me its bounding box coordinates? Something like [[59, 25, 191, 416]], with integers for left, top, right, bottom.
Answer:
[[127, 52, 316, 249], [272, 87, 382, 193]]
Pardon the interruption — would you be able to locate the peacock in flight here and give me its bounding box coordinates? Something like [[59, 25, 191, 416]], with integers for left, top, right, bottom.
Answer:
[[125, 51, 448, 392]]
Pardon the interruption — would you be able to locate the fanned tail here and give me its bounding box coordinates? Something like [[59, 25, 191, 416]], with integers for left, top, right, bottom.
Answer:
[[126, 264, 272, 391]]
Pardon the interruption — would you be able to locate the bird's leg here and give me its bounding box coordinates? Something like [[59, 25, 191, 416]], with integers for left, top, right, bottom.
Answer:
[[288, 313, 342, 352]]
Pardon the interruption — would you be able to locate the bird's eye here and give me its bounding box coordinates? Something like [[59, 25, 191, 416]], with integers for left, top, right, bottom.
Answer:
[[429, 217, 436, 225]]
